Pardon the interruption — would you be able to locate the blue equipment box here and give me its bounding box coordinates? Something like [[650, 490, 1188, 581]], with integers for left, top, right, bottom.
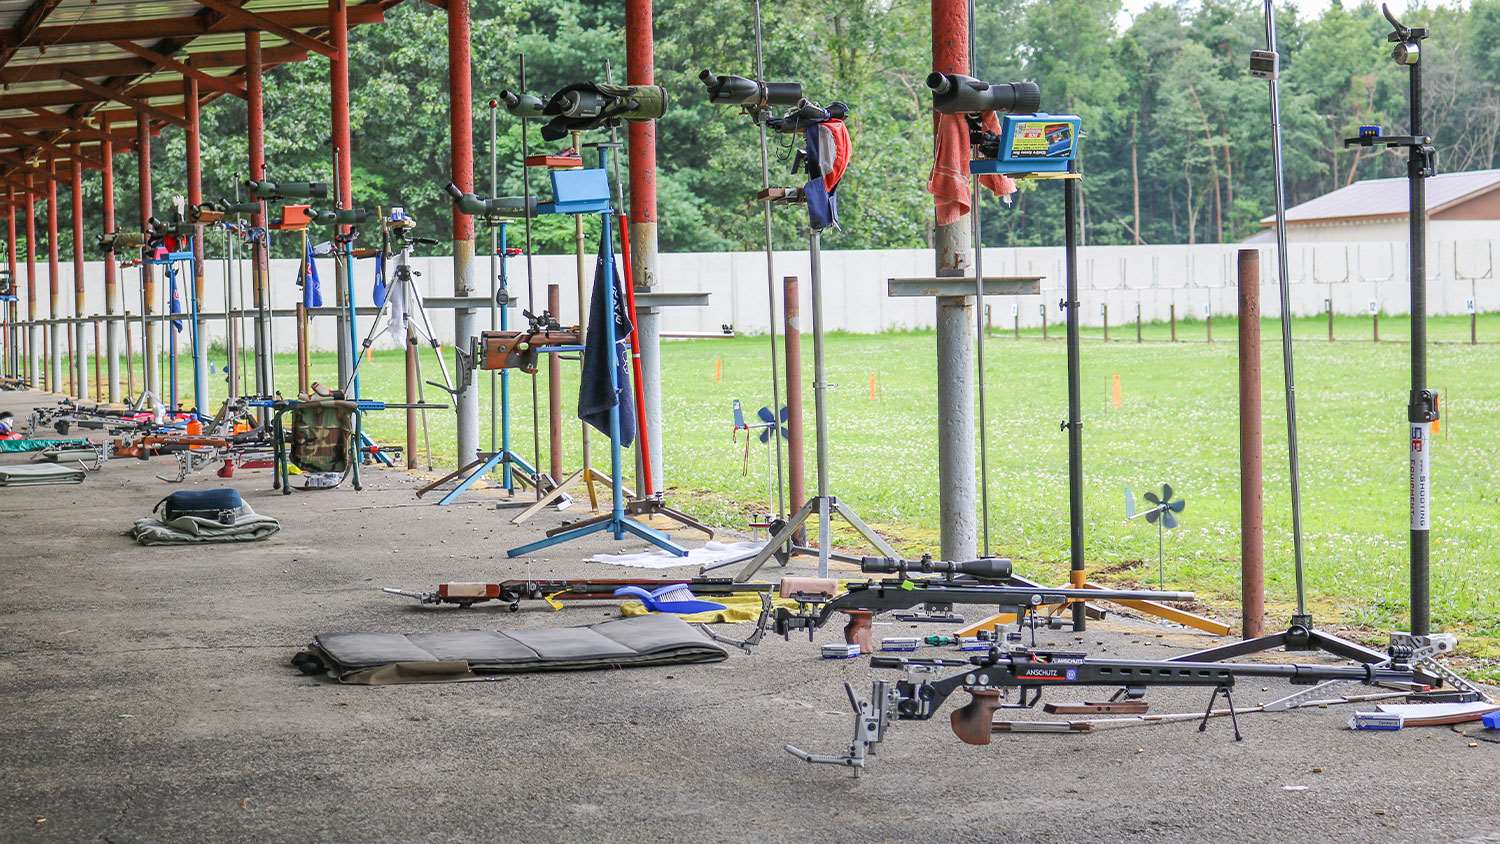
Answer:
[[1484, 711, 1500, 730], [972, 113, 1082, 176], [537, 168, 611, 215]]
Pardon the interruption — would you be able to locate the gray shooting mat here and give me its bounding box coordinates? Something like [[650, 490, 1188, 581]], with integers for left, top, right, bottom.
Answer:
[[293, 613, 729, 685], [0, 463, 86, 486]]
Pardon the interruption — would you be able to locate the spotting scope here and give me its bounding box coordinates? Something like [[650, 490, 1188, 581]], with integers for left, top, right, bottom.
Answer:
[[927, 73, 1041, 115], [699, 70, 803, 108]]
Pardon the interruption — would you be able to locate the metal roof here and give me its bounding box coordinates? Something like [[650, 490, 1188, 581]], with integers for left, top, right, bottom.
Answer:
[[0, 0, 397, 193], [1261, 169, 1500, 226]]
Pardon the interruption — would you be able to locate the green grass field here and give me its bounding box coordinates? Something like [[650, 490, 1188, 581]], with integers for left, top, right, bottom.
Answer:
[[56, 312, 1500, 660]]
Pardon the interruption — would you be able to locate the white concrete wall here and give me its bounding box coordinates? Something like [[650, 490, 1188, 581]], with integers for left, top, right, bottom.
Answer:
[[9, 236, 1498, 351]]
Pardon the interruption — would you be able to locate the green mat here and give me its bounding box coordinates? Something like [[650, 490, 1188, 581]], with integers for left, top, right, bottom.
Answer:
[[0, 438, 88, 454]]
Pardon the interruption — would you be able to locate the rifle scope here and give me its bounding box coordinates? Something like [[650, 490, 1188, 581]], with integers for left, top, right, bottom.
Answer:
[[860, 556, 1013, 581]]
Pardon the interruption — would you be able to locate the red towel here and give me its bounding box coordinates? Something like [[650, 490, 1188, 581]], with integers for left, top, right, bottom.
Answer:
[[928, 112, 1016, 226]]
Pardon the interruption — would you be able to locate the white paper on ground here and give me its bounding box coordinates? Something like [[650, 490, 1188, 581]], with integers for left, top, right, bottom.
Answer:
[[587, 540, 763, 570]]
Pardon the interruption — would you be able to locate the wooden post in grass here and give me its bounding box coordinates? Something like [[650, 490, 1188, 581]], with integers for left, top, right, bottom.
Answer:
[[1238, 248, 1264, 638]]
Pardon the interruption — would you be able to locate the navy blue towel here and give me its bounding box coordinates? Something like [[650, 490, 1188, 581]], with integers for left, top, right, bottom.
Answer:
[[577, 253, 635, 446]]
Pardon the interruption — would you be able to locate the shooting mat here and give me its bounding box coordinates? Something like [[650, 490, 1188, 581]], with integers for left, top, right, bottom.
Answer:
[[293, 613, 729, 685]]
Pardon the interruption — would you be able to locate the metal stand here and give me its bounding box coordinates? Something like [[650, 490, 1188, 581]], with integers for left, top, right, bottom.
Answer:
[[730, 229, 897, 581], [1179, 2, 1399, 668], [1057, 168, 1086, 630], [507, 147, 685, 558]]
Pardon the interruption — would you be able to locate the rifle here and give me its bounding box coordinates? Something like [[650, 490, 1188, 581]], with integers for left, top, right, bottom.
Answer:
[[785, 633, 1454, 775], [384, 577, 775, 611], [773, 556, 1195, 651]]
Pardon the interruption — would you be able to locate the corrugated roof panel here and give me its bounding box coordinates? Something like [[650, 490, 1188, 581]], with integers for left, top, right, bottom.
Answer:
[[1263, 170, 1500, 224]]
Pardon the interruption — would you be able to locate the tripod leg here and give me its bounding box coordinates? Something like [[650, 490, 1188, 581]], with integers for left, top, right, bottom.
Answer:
[[831, 499, 899, 557], [734, 497, 818, 583]]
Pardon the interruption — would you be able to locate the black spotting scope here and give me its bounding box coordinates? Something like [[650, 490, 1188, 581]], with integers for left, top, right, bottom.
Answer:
[[500, 90, 546, 118], [308, 207, 372, 226], [927, 73, 1041, 115], [244, 179, 329, 200], [699, 70, 803, 107], [860, 555, 1014, 581], [445, 183, 537, 218]]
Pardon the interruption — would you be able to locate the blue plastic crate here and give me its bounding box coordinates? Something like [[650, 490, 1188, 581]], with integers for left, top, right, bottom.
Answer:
[[537, 168, 611, 215], [972, 113, 1082, 176], [1484, 710, 1500, 730]]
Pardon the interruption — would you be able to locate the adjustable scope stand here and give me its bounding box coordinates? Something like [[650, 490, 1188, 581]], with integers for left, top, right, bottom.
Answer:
[[421, 221, 549, 505], [1339, 6, 1437, 636], [507, 145, 686, 558], [1191, 2, 1410, 669], [143, 238, 205, 420], [730, 207, 898, 581]]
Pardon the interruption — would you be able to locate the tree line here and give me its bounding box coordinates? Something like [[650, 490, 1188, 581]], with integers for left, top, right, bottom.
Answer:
[[19, 0, 1500, 265]]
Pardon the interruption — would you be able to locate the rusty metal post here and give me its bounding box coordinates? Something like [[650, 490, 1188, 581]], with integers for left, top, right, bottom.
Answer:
[[1238, 249, 1264, 638], [447, 0, 479, 470], [47, 158, 61, 394], [138, 112, 157, 402], [71, 150, 87, 401], [184, 76, 208, 413], [247, 33, 273, 409], [783, 275, 806, 543], [101, 113, 121, 402], [548, 283, 563, 482]]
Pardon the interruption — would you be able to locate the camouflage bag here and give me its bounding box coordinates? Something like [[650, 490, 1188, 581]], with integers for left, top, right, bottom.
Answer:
[[290, 399, 358, 474]]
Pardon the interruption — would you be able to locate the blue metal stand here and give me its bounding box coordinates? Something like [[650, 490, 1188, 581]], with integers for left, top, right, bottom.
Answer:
[[507, 149, 685, 557], [146, 242, 202, 418]]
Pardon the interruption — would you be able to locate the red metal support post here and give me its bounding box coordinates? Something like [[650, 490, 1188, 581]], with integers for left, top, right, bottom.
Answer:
[[4, 193, 13, 377], [447, 0, 478, 468], [24, 176, 37, 387], [71, 147, 88, 400], [101, 111, 121, 402], [247, 32, 272, 403], [1238, 248, 1264, 638], [138, 111, 157, 401], [931, 0, 979, 562], [47, 156, 61, 394], [184, 75, 208, 412], [329, 0, 354, 387], [625, 0, 665, 490]]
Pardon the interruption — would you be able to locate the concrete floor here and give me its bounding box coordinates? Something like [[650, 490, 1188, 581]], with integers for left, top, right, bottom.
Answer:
[[1, 387, 1497, 843]]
